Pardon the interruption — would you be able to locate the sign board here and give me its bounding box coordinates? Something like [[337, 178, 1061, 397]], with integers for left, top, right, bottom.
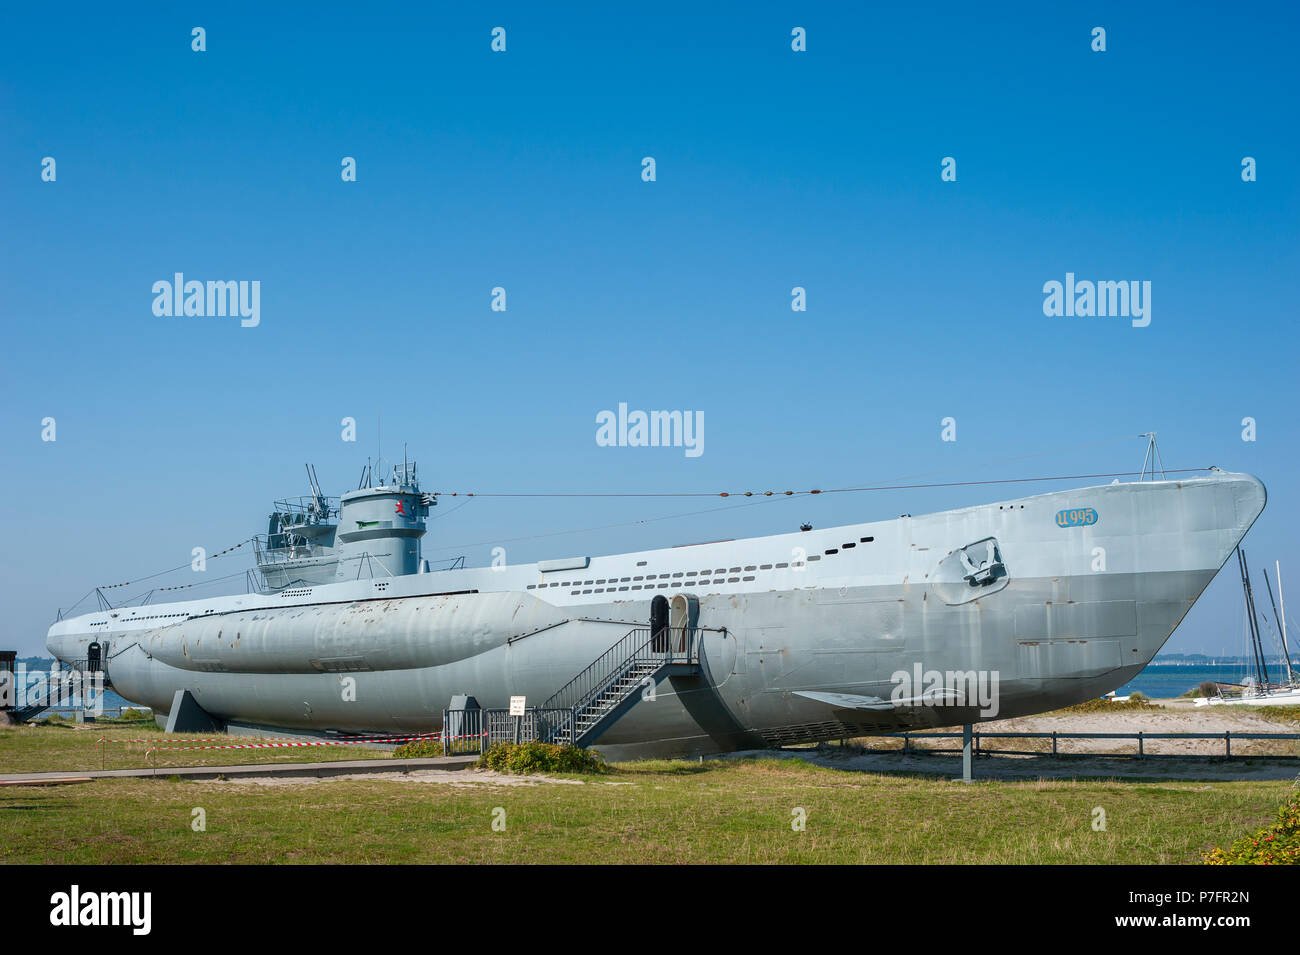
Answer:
[[508, 695, 527, 717]]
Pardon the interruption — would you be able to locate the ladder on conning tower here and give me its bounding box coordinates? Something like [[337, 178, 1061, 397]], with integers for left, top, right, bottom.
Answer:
[[538, 626, 705, 747]]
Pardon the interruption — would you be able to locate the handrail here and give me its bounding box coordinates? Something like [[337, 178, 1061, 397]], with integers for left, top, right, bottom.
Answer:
[[541, 625, 703, 714], [507, 619, 571, 645], [541, 628, 655, 713], [447, 625, 718, 747], [10, 661, 102, 717], [507, 617, 648, 646]]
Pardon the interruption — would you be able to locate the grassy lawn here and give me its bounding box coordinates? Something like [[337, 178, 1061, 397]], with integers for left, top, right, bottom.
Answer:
[[0, 752, 1291, 864], [0, 720, 392, 774]]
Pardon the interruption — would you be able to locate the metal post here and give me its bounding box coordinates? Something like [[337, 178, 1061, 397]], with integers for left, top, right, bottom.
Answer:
[[960, 723, 973, 782]]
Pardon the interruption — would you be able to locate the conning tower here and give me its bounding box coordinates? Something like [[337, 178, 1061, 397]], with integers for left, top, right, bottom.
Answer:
[[334, 461, 434, 580]]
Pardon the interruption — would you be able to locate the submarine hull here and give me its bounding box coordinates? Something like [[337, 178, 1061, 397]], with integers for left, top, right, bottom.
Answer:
[[48, 472, 1266, 758]]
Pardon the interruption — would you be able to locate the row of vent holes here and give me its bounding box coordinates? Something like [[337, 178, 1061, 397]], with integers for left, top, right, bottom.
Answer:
[[526, 535, 877, 591], [571, 578, 755, 595], [822, 536, 874, 556]]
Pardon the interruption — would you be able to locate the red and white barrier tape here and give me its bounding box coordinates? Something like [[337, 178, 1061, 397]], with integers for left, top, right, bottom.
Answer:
[[147, 732, 486, 752], [100, 731, 449, 746]]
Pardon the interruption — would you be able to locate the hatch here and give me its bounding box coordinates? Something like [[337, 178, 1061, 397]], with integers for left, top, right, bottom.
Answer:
[[930, 537, 1010, 605]]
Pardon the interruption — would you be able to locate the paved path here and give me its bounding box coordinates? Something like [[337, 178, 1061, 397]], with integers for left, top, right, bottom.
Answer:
[[0, 755, 479, 785]]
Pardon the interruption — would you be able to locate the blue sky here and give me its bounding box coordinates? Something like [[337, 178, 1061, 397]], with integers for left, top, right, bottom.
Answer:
[[1, 2, 1296, 655]]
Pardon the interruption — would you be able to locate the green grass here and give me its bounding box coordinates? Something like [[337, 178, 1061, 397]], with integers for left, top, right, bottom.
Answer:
[[0, 722, 391, 774], [0, 751, 1293, 863], [1049, 698, 1163, 715], [1250, 706, 1300, 725], [4, 721, 1295, 864]]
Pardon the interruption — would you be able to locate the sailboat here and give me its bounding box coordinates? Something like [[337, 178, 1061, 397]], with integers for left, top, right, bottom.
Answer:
[[1196, 551, 1300, 706]]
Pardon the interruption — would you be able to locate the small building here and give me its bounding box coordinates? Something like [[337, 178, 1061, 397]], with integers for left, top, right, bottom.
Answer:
[[0, 650, 16, 711]]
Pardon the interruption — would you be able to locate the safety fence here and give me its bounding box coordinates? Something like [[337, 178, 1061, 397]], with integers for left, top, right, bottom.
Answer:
[[859, 730, 1300, 760], [442, 707, 573, 755]]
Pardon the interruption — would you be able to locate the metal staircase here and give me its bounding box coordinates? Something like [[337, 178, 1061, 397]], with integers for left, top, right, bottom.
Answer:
[[540, 626, 703, 747], [6, 659, 96, 723], [12, 684, 57, 723]]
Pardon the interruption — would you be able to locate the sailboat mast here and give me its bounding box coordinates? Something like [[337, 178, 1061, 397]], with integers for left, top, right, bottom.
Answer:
[[1237, 548, 1268, 691], [1280, 561, 1291, 674], [1240, 549, 1270, 687], [1261, 566, 1294, 685]]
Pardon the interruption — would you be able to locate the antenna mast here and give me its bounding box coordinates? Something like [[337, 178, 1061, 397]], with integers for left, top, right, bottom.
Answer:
[[1138, 432, 1166, 481]]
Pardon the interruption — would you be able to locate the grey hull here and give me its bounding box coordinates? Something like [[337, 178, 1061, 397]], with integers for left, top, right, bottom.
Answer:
[[47, 470, 1266, 758]]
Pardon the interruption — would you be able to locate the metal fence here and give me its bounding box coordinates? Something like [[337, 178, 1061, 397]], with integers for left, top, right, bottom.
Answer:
[[36, 707, 146, 719], [484, 707, 573, 748], [441, 706, 486, 755], [442, 706, 576, 755], [439, 716, 1300, 761], [871, 730, 1300, 760]]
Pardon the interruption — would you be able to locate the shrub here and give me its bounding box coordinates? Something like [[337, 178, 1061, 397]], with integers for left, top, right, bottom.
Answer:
[[1128, 691, 1148, 702], [1055, 697, 1159, 714], [1203, 794, 1300, 865], [1198, 681, 1221, 699], [479, 741, 606, 775], [100, 707, 151, 723], [392, 738, 443, 758]]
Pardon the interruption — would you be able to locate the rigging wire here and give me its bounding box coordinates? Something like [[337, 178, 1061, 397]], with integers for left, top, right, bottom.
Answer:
[[116, 568, 260, 607], [422, 466, 1210, 553], [425, 434, 1161, 498], [426, 497, 474, 523], [66, 429, 1206, 609], [97, 538, 255, 591], [426, 467, 1210, 499], [58, 589, 97, 618], [422, 487, 802, 553]]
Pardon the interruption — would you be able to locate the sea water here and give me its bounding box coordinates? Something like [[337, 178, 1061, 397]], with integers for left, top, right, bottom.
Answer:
[[1114, 663, 1264, 699]]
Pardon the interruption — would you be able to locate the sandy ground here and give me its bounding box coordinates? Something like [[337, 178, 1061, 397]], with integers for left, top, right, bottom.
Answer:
[[735, 699, 1300, 781], [945, 699, 1298, 755], [77, 699, 1300, 786], [743, 748, 1300, 781]]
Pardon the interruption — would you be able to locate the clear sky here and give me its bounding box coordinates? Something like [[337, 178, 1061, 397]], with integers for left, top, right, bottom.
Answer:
[[1, 2, 1296, 656]]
